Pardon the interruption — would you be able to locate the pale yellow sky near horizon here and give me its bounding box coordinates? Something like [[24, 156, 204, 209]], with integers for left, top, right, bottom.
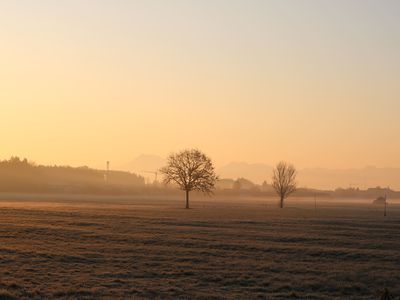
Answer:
[[1, 1, 399, 170]]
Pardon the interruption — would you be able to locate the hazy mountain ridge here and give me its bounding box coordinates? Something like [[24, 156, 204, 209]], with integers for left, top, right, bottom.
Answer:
[[218, 163, 400, 190], [121, 156, 400, 190], [299, 166, 400, 190], [1, 156, 399, 196], [217, 162, 273, 183], [119, 154, 166, 173]]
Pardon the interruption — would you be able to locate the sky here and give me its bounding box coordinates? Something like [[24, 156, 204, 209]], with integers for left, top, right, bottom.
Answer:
[[1, 0, 399, 170]]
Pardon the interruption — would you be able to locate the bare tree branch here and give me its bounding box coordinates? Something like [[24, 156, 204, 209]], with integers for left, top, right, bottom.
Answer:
[[160, 149, 218, 208], [272, 161, 297, 208]]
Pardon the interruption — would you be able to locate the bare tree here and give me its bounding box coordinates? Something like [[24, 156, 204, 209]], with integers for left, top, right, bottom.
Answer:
[[380, 288, 394, 300], [272, 161, 297, 208], [160, 149, 218, 209]]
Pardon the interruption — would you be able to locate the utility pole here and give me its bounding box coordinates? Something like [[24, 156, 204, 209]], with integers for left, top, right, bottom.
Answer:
[[314, 193, 317, 211], [384, 186, 389, 217], [384, 193, 387, 217], [104, 161, 110, 183]]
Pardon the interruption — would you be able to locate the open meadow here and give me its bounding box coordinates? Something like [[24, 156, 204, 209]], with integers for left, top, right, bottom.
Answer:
[[0, 195, 399, 299]]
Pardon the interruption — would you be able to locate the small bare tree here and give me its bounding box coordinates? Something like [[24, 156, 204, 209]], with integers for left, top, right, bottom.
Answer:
[[160, 149, 218, 209], [272, 161, 297, 208]]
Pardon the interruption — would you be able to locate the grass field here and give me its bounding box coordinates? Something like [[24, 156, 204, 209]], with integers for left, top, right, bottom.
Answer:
[[0, 195, 399, 299]]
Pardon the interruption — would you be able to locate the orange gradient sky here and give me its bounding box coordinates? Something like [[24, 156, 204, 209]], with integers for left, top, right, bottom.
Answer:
[[1, 1, 399, 170]]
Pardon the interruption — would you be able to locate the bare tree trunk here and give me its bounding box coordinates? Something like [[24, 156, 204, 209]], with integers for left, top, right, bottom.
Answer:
[[280, 196, 284, 208], [185, 190, 189, 209]]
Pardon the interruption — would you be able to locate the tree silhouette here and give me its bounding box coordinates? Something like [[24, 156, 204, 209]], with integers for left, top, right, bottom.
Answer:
[[380, 288, 394, 300], [160, 149, 218, 209], [272, 161, 297, 208]]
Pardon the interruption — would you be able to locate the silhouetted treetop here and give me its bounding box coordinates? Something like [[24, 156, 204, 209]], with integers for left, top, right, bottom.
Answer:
[[160, 149, 218, 208], [272, 161, 297, 208]]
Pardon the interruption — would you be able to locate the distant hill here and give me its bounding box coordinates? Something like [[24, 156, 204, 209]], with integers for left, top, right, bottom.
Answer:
[[118, 155, 400, 190], [0, 157, 145, 194], [217, 162, 273, 184], [299, 167, 400, 190], [217, 162, 400, 190], [119, 155, 166, 173], [1, 157, 398, 198]]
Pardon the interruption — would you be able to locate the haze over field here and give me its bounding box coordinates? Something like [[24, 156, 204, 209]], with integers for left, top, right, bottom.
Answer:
[[1, 1, 400, 299], [1, 0, 400, 178], [121, 155, 400, 190]]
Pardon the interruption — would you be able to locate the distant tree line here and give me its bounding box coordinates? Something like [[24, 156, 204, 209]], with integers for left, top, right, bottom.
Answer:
[[0, 155, 398, 206], [0, 157, 145, 195]]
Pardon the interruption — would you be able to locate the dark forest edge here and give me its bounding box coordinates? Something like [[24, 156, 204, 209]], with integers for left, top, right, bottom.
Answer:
[[0, 157, 399, 199]]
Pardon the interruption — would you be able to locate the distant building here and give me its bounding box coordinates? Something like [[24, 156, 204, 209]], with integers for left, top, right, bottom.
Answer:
[[373, 196, 386, 205], [216, 178, 235, 190]]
